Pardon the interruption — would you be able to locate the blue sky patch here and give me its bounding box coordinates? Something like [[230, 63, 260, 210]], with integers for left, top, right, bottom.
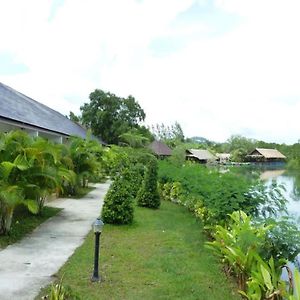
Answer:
[[0, 52, 28, 75], [175, 0, 241, 34], [149, 0, 241, 57], [49, 0, 65, 21]]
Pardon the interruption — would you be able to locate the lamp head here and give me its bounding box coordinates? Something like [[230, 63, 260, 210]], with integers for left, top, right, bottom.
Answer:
[[93, 218, 104, 233]]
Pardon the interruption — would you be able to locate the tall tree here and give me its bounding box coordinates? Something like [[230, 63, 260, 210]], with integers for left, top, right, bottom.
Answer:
[[68, 111, 81, 123], [151, 121, 185, 147], [80, 90, 146, 144]]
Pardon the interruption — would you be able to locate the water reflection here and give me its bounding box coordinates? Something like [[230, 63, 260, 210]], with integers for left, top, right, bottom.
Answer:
[[259, 167, 300, 280], [259, 169, 286, 181], [262, 171, 300, 221]]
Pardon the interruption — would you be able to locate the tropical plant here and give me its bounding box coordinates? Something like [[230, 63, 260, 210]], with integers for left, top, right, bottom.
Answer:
[[239, 257, 289, 300], [119, 128, 150, 148], [68, 134, 102, 189], [206, 211, 272, 291], [289, 269, 300, 300], [0, 131, 40, 233], [0, 130, 102, 234]]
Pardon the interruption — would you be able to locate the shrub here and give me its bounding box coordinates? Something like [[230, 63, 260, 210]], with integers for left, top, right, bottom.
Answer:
[[101, 174, 134, 224], [122, 165, 144, 199], [137, 158, 160, 209]]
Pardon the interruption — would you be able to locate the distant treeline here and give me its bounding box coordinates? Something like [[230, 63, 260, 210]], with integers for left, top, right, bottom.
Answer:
[[185, 135, 300, 164]]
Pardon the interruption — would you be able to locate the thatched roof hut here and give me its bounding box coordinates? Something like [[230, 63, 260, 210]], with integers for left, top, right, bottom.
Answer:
[[186, 149, 216, 164], [247, 148, 286, 162], [148, 140, 172, 157]]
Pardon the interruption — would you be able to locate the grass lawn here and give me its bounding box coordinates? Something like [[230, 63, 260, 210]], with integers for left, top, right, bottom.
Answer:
[[38, 201, 240, 300], [0, 205, 61, 249]]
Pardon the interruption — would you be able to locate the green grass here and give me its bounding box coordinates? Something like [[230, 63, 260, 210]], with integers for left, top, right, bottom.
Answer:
[[0, 205, 61, 249], [38, 201, 240, 300]]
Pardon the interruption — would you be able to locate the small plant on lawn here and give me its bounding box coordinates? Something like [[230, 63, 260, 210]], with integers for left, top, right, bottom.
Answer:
[[137, 158, 160, 209], [49, 278, 66, 300], [101, 173, 134, 224]]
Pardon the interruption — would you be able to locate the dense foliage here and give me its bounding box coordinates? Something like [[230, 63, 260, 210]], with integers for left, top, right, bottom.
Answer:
[[150, 122, 184, 147], [0, 131, 103, 235], [158, 161, 264, 224], [101, 172, 134, 225], [80, 89, 151, 144], [137, 158, 160, 209], [207, 211, 296, 300], [157, 160, 300, 299], [102, 145, 160, 223]]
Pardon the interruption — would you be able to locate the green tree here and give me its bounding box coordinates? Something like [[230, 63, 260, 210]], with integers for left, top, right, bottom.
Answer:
[[223, 135, 256, 153], [80, 90, 146, 144], [137, 158, 160, 209], [68, 111, 81, 123], [119, 128, 150, 148], [151, 121, 185, 146], [168, 145, 186, 167]]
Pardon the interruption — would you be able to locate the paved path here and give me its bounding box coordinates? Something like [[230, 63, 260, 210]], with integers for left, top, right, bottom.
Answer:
[[0, 182, 110, 300]]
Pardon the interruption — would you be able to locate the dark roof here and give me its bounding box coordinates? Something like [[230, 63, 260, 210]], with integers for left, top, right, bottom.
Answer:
[[148, 140, 172, 156], [0, 82, 92, 139]]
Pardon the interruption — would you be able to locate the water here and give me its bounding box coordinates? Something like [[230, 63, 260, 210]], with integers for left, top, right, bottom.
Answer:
[[259, 168, 300, 222], [259, 168, 300, 279]]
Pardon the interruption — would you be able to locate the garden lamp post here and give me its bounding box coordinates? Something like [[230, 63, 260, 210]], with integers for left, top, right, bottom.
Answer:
[[91, 218, 104, 282]]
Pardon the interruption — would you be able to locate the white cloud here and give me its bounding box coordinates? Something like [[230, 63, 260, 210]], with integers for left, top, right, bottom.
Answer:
[[0, 0, 300, 143]]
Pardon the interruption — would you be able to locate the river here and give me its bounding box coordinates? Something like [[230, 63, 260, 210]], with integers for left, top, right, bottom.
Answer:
[[258, 167, 300, 278]]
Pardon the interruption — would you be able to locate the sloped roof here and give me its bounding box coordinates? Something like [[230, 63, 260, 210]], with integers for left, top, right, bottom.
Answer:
[[248, 148, 286, 159], [188, 149, 216, 161], [148, 140, 172, 156], [0, 82, 88, 139]]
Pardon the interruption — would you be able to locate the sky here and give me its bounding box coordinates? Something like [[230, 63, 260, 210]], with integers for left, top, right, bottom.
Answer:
[[1, 0, 300, 144]]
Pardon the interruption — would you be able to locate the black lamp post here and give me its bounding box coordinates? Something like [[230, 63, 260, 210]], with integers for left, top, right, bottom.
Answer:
[[91, 217, 104, 282]]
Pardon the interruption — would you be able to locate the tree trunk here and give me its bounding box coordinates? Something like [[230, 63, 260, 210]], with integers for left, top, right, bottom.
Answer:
[[0, 205, 14, 235], [37, 196, 46, 215]]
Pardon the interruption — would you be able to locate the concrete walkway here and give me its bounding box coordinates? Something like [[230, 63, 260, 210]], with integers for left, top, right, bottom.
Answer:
[[0, 182, 110, 300]]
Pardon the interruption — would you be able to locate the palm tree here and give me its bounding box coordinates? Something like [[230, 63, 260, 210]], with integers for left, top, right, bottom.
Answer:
[[68, 135, 102, 188]]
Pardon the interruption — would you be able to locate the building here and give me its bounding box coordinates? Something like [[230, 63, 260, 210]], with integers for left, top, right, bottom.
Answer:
[[148, 140, 172, 158], [216, 153, 231, 164], [246, 148, 286, 163], [186, 149, 217, 164], [0, 82, 100, 143]]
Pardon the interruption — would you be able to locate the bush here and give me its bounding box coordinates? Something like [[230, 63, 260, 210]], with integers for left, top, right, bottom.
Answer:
[[122, 165, 144, 199], [137, 159, 160, 209], [101, 174, 134, 224]]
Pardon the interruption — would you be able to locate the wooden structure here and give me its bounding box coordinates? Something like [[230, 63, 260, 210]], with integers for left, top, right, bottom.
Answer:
[[216, 153, 231, 164], [148, 140, 172, 158], [186, 149, 217, 164], [246, 148, 286, 163]]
